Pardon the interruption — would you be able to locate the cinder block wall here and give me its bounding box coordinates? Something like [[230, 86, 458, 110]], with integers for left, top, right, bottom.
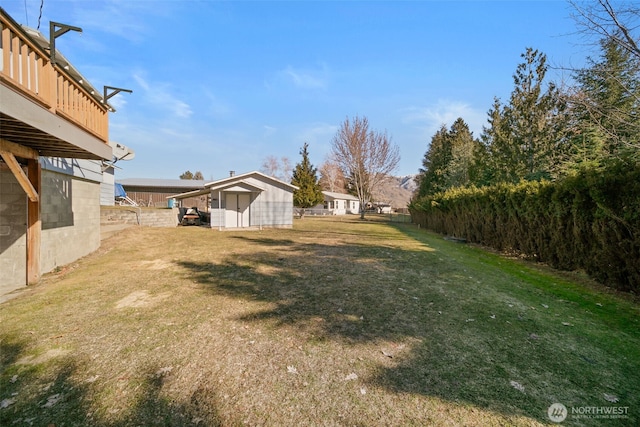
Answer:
[[100, 206, 179, 228], [0, 169, 27, 290], [40, 171, 101, 274], [0, 169, 102, 292]]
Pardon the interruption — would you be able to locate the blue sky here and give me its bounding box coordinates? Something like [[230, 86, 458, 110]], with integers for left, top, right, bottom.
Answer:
[[5, 0, 591, 179]]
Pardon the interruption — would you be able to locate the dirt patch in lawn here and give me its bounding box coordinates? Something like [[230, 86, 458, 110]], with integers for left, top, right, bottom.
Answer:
[[16, 348, 71, 365], [137, 259, 173, 270], [115, 290, 172, 309]]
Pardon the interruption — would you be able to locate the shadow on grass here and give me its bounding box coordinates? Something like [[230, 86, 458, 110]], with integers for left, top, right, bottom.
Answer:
[[0, 335, 228, 426], [0, 336, 92, 425], [230, 235, 296, 246], [177, 222, 639, 425], [179, 236, 528, 419]]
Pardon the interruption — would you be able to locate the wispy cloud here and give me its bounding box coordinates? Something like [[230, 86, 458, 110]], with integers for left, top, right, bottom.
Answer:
[[108, 94, 128, 111], [160, 127, 194, 139], [203, 91, 233, 118], [296, 122, 338, 144], [133, 74, 151, 91], [271, 63, 330, 90], [66, 0, 171, 43], [263, 125, 277, 135], [402, 100, 486, 138], [294, 122, 339, 162], [132, 72, 193, 119]]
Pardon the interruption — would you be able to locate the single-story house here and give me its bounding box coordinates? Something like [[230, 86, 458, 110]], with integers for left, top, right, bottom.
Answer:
[[169, 171, 297, 230], [321, 191, 360, 215], [376, 203, 392, 214], [117, 178, 207, 210]]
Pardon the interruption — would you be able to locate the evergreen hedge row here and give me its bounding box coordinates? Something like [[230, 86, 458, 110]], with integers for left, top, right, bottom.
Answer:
[[409, 162, 640, 293]]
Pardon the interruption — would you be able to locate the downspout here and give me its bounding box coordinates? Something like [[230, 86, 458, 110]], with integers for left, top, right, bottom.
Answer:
[[209, 190, 213, 228], [218, 190, 222, 231], [259, 191, 263, 230]]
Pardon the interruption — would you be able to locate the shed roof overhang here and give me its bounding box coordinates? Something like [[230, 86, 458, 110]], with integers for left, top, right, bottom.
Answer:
[[0, 82, 112, 160], [168, 180, 267, 200], [167, 188, 209, 200]]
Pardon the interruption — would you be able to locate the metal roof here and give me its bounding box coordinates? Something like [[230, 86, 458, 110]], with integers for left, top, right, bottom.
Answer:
[[203, 171, 297, 191], [117, 178, 207, 189]]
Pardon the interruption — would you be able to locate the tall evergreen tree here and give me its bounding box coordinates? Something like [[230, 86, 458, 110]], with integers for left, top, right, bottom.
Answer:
[[469, 136, 493, 187], [481, 48, 568, 183], [415, 118, 481, 197], [445, 118, 480, 188], [479, 98, 513, 183], [291, 143, 324, 218], [570, 35, 640, 160], [415, 125, 452, 198]]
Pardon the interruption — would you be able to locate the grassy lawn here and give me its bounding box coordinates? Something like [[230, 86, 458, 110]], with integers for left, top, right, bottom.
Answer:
[[1, 217, 639, 426]]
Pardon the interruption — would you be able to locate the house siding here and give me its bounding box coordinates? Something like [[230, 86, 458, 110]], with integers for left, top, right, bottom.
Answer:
[[258, 200, 294, 227], [100, 167, 115, 206], [252, 177, 294, 228]]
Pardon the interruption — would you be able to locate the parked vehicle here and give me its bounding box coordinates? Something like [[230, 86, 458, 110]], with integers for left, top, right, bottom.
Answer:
[[180, 207, 201, 226]]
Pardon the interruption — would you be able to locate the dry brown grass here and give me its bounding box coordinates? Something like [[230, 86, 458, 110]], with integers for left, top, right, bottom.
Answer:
[[1, 217, 638, 426]]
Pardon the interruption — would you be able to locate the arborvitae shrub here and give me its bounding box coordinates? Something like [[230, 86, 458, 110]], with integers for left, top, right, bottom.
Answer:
[[409, 161, 640, 293]]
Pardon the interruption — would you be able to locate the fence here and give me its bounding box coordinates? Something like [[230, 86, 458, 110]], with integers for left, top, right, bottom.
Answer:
[[388, 213, 413, 223], [295, 208, 340, 217], [293, 208, 413, 223]]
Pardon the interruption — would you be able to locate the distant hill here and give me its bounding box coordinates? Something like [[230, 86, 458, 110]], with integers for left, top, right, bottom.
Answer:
[[373, 175, 417, 210], [399, 175, 418, 192]]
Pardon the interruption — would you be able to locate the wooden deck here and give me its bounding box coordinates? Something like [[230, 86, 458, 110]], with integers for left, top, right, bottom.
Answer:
[[1, 11, 110, 144]]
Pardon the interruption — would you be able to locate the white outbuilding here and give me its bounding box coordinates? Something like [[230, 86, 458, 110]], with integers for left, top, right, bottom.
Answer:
[[170, 171, 297, 230]]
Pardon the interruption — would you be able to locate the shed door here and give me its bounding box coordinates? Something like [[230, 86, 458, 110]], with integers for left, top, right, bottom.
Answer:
[[225, 193, 251, 228]]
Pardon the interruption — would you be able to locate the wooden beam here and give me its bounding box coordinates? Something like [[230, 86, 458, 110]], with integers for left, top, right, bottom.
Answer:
[[0, 137, 39, 159], [27, 158, 41, 284], [0, 151, 39, 202]]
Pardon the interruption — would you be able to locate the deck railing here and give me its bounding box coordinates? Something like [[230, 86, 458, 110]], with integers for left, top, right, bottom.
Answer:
[[0, 13, 109, 142]]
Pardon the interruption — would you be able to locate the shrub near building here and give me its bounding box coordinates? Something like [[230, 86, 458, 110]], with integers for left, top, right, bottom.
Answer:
[[410, 161, 640, 293]]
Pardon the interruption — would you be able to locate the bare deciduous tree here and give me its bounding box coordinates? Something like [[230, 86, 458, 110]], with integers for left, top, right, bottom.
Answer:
[[565, 2, 640, 157], [570, 0, 640, 59], [330, 115, 400, 219], [281, 157, 292, 181], [261, 155, 279, 177], [318, 159, 346, 192], [260, 155, 292, 181]]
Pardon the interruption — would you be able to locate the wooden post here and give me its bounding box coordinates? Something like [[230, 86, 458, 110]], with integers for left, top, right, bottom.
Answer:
[[26, 158, 41, 284]]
